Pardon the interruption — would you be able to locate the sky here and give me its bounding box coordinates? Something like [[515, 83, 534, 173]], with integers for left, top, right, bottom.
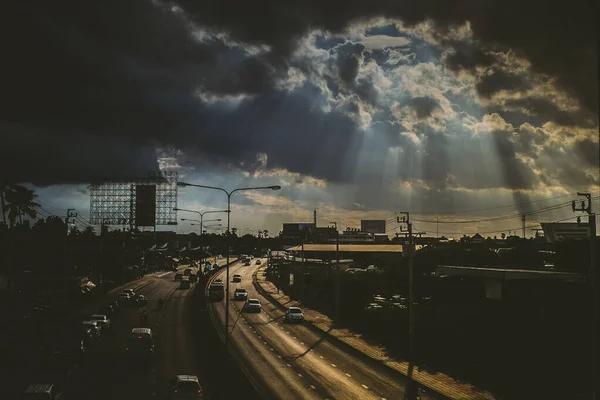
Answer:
[[1, 0, 599, 237]]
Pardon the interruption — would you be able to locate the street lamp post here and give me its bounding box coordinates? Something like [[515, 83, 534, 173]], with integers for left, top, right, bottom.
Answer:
[[177, 182, 281, 352], [181, 216, 222, 262], [174, 208, 228, 237], [330, 222, 340, 321]]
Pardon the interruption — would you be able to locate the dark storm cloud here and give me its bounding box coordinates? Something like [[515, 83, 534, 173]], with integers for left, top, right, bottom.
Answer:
[[491, 130, 538, 189], [575, 139, 600, 167], [176, 0, 596, 110], [504, 98, 576, 126], [335, 42, 365, 84], [1, 0, 596, 188], [445, 47, 496, 72], [406, 97, 441, 119], [476, 69, 531, 99]]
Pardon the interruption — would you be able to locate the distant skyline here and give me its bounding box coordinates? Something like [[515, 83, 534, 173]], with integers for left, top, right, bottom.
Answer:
[[2, 1, 598, 237]]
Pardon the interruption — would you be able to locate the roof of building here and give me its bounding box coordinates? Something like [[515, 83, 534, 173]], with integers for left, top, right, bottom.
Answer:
[[286, 244, 403, 253]]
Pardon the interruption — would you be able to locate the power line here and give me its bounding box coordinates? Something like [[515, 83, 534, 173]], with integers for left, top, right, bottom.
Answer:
[[414, 192, 577, 216], [413, 197, 599, 225]]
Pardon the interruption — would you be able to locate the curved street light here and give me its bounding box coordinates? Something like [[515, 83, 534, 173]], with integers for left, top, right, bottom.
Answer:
[[177, 181, 281, 350]]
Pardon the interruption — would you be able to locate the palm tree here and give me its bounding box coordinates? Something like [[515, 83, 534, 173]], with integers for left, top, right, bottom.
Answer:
[[4, 184, 40, 227]]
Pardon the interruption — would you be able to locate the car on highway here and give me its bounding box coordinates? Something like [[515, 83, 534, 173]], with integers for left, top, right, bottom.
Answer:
[[170, 375, 203, 399], [23, 383, 63, 400], [284, 307, 305, 323], [118, 292, 132, 305], [126, 328, 155, 362], [180, 279, 191, 289], [233, 288, 248, 301], [243, 299, 262, 313], [214, 278, 223, 284], [244, 261, 251, 266], [90, 314, 111, 330], [135, 294, 148, 305], [232, 274, 242, 282], [255, 259, 261, 265], [122, 288, 136, 297], [184, 268, 192, 276], [208, 283, 225, 301]]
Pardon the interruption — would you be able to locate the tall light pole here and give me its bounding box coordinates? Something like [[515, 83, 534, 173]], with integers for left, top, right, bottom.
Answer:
[[177, 182, 281, 352], [174, 208, 228, 236], [330, 221, 340, 321]]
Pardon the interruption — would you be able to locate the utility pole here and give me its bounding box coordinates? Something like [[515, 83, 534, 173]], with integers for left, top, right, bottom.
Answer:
[[573, 193, 597, 400], [521, 214, 526, 238], [398, 212, 417, 400]]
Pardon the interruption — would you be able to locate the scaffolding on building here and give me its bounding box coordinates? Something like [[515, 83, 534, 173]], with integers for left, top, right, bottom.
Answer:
[[89, 171, 178, 227]]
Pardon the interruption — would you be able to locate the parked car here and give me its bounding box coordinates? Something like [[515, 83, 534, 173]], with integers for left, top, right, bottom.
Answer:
[[90, 314, 111, 330], [82, 320, 102, 336], [233, 288, 248, 301], [284, 307, 305, 323], [170, 375, 203, 399], [243, 299, 262, 313], [232, 274, 242, 283]]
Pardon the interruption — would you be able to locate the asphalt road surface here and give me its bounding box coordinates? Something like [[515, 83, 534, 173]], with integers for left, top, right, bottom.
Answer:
[[209, 259, 441, 400], [61, 270, 197, 400]]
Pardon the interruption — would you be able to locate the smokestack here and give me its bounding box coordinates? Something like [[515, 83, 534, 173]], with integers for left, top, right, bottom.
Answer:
[[314, 209, 317, 227]]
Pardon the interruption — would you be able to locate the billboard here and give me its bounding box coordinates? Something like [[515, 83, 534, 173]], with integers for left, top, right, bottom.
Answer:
[[135, 185, 156, 227], [361, 220, 386, 234], [541, 222, 590, 243]]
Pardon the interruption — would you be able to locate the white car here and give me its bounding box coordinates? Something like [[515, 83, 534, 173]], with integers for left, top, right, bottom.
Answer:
[[285, 307, 305, 323], [90, 314, 111, 330], [122, 288, 136, 297], [170, 375, 203, 398], [233, 288, 248, 301], [243, 299, 262, 313]]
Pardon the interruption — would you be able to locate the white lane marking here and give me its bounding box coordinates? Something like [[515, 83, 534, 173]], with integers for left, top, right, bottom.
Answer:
[[278, 355, 282, 359], [382, 398, 387, 400], [270, 348, 274, 351], [286, 363, 291, 367], [253, 330, 257, 333], [297, 373, 303, 378], [345, 373, 352, 377], [263, 341, 267, 345], [310, 385, 316, 390], [258, 335, 262, 339], [362, 384, 369, 389], [331, 363, 337, 368], [293, 336, 297, 339], [319, 355, 324, 359], [301, 341, 305, 345], [286, 331, 290, 334], [156, 272, 171, 278]]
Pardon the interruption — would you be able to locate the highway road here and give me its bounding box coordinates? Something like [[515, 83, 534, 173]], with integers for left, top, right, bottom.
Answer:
[[0, 260, 233, 400], [63, 270, 198, 399], [210, 259, 441, 400]]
